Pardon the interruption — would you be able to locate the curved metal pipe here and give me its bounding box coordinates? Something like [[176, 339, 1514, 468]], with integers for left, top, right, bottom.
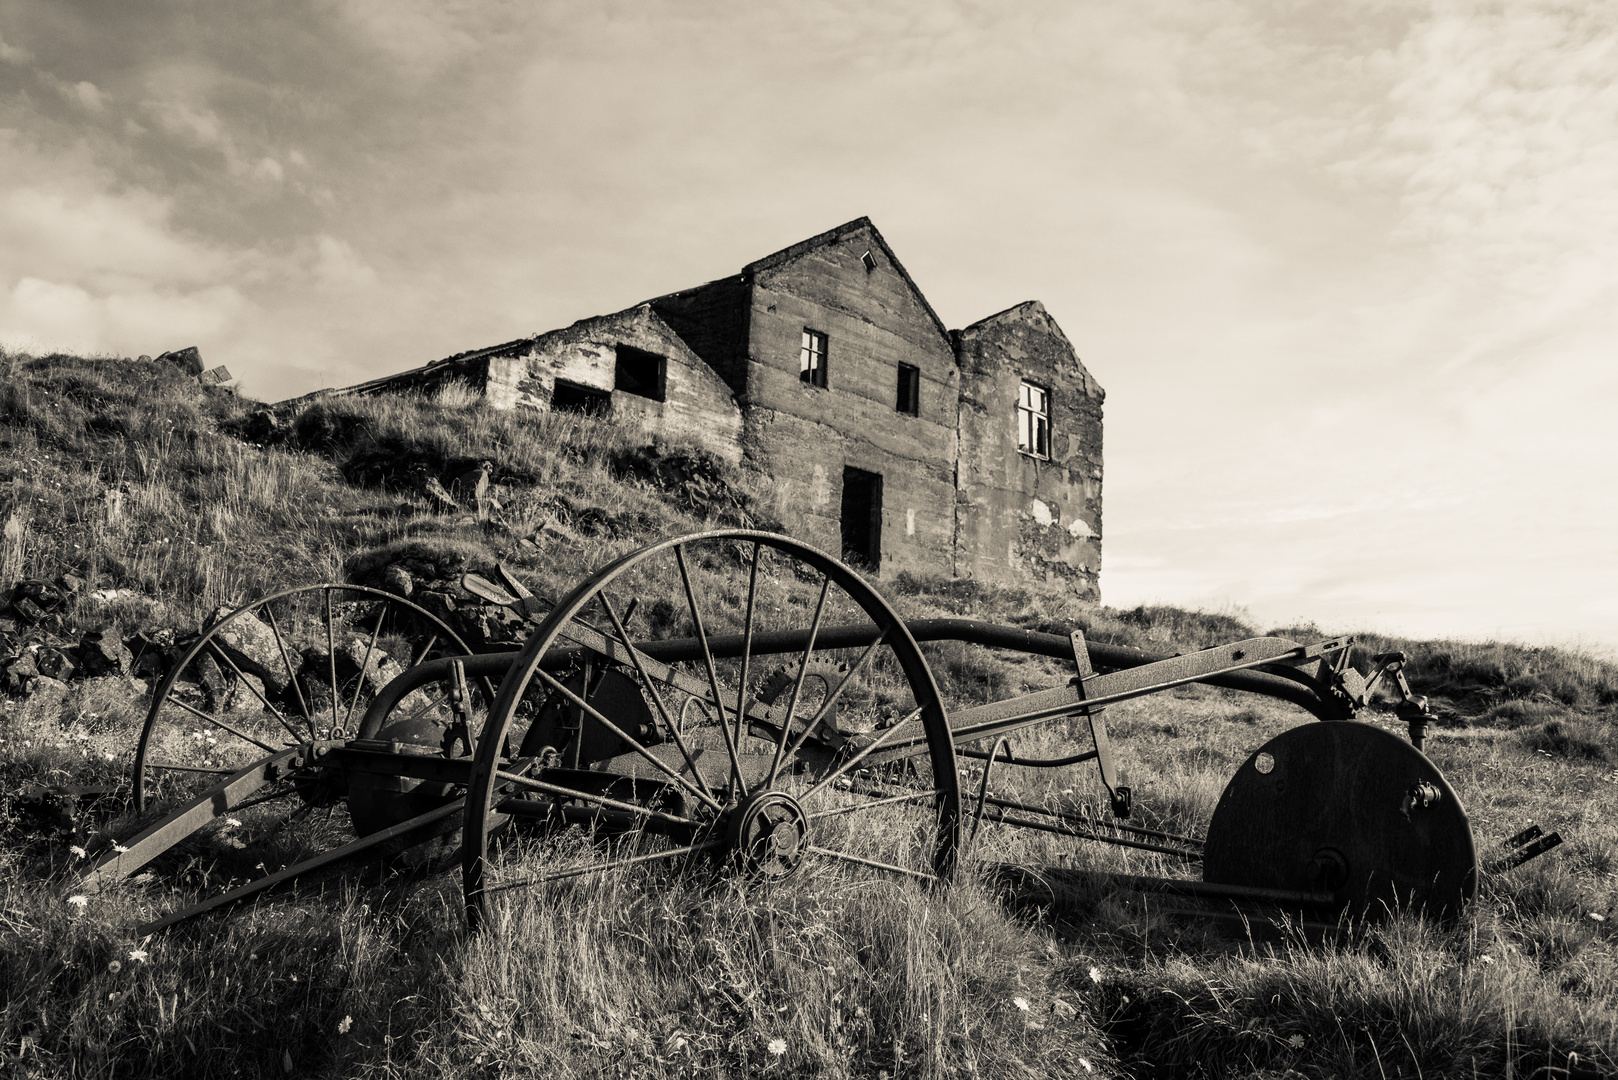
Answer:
[[361, 616, 1342, 737]]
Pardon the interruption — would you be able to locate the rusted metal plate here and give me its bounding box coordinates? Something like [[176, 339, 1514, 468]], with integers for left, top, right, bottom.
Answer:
[[1202, 722, 1476, 923]]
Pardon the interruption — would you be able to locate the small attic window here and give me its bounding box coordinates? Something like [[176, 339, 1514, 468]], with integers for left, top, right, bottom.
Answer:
[[860, 250, 877, 272], [614, 344, 666, 401]]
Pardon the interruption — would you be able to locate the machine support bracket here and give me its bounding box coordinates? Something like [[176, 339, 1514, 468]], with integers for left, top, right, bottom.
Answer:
[[1073, 630, 1130, 819]]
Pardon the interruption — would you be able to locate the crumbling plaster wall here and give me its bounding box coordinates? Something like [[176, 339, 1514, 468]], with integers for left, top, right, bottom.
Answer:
[[740, 225, 959, 578], [954, 301, 1103, 599], [486, 305, 744, 462]]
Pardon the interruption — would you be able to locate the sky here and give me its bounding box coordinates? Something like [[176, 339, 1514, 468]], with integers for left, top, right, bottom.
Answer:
[[1, 0, 1615, 649]]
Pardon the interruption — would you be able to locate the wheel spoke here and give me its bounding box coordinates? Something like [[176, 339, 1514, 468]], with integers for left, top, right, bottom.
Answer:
[[806, 844, 936, 881], [778, 628, 891, 773], [226, 784, 303, 814], [324, 588, 340, 735], [530, 667, 723, 813], [734, 541, 761, 750], [808, 789, 941, 819], [495, 769, 698, 827], [765, 576, 831, 788], [483, 838, 724, 895], [342, 604, 388, 732], [387, 688, 453, 730], [205, 641, 306, 745], [674, 544, 748, 799], [410, 633, 440, 669], [599, 591, 719, 806], [801, 706, 924, 804], [146, 762, 237, 775], [263, 605, 316, 739], [164, 696, 280, 754]]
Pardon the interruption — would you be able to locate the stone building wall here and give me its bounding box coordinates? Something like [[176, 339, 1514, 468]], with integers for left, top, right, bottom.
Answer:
[[954, 302, 1104, 599], [737, 221, 959, 578], [304, 218, 1105, 598], [485, 305, 744, 462]]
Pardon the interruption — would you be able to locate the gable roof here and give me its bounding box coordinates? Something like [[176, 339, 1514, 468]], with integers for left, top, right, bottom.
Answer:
[[959, 300, 1074, 347], [742, 216, 951, 345]]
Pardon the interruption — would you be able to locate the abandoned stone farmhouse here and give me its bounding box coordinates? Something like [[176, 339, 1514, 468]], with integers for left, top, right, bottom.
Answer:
[[327, 218, 1104, 596]]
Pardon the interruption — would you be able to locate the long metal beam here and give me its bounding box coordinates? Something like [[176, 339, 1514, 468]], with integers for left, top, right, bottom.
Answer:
[[368, 619, 1351, 732]]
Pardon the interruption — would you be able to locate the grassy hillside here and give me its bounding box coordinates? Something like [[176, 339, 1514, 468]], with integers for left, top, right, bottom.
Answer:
[[0, 350, 1615, 1079]]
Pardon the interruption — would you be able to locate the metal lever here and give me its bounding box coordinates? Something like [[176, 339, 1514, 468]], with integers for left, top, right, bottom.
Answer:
[[1072, 630, 1130, 819]]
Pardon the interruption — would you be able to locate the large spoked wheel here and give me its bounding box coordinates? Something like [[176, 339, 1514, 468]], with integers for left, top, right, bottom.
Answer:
[[134, 584, 474, 817], [461, 531, 963, 928]]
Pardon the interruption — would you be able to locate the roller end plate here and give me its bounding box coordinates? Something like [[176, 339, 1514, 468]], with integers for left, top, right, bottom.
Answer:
[[1203, 722, 1476, 924]]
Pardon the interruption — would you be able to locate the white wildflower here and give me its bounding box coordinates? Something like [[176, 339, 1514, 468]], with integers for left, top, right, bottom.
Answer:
[[113, 844, 129, 853], [69, 845, 87, 859], [1289, 1034, 1305, 1049], [337, 1015, 353, 1035], [129, 949, 148, 963], [766, 1037, 786, 1057], [67, 894, 88, 909], [223, 818, 241, 828], [1012, 997, 1030, 1012], [1088, 965, 1102, 984]]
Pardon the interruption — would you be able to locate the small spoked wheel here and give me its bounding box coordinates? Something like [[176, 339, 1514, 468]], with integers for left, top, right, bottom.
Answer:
[[134, 584, 474, 817], [461, 531, 963, 927]]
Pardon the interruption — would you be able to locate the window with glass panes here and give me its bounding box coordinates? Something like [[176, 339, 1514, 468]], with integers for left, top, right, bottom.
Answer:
[[799, 329, 828, 388], [1017, 381, 1050, 458]]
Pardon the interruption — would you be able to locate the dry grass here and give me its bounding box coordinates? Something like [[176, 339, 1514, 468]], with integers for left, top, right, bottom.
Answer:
[[0, 351, 1615, 1077]]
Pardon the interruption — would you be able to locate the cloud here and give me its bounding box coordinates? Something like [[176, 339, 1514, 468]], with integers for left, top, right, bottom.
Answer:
[[71, 79, 103, 111], [0, 30, 30, 65], [313, 235, 378, 290], [1, 276, 248, 355]]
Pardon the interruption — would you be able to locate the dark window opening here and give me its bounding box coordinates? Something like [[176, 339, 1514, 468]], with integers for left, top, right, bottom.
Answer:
[[895, 363, 920, 416], [614, 345, 666, 401], [551, 380, 611, 416], [861, 249, 877, 272], [1017, 380, 1050, 458], [800, 329, 828, 388], [840, 467, 882, 570]]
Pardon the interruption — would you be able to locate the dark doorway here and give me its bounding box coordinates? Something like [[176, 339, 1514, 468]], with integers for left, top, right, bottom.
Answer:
[[551, 380, 611, 415], [840, 467, 882, 570]]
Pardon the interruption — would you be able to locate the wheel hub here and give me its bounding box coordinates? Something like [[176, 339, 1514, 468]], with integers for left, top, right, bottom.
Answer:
[[728, 791, 810, 880]]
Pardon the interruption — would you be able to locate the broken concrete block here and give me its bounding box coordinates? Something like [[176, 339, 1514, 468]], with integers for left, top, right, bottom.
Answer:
[[4, 653, 39, 694], [378, 564, 413, 599], [420, 475, 460, 511], [77, 630, 133, 677], [36, 647, 79, 682], [157, 346, 204, 375], [208, 607, 292, 694], [199, 365, 233, 386], [12, 597, 47, 624]]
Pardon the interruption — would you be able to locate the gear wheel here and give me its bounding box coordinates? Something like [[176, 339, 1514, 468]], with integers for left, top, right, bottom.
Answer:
[[756, 660, 869, 735]]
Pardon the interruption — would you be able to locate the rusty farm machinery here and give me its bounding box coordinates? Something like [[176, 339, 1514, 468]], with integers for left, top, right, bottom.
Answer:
[[80, 529, 1504, 937]]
